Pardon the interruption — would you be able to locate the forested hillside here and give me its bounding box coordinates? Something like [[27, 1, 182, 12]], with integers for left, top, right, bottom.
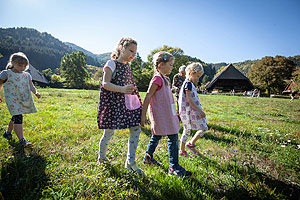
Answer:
[[1, 27, 299, 83], [64, 42, 107, 66], [0, 27, 101, 70]]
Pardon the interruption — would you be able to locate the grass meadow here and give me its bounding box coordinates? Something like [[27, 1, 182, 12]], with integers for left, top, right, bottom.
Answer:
[[0, 88, 299, 200]]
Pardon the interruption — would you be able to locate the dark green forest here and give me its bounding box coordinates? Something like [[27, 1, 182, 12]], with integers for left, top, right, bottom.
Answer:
[[0, 27, 101, 70]]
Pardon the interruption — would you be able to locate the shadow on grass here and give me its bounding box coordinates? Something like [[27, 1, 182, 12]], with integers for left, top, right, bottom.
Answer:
[[203, 132, 235, 145], [0, 140, 49, 200], [141, 125, 300, 199], [192, 152, 300, 200], [209, 123, 254, 139], [102, 162, 217, 200], [255, 172, 300, 200]]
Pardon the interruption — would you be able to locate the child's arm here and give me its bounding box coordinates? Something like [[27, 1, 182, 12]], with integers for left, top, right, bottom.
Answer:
[[102, 67, 135, 94], [186, 90, 206, 118], [29, 80, 41, 99], [0, 79, 3, 103], [140, 83, 158, 127]]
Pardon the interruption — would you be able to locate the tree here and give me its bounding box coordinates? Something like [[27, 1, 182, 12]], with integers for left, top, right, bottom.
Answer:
[[292, 67, 300, 91], [42, 68, 53, 82], [60, 51, 89, 88], [249, 56, 296, 96], [130, 53, 151, 91]]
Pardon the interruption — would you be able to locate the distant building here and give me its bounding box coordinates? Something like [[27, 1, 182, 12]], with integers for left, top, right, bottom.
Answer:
[[205, 64, 254, 92], [26, 64, 49, 85]]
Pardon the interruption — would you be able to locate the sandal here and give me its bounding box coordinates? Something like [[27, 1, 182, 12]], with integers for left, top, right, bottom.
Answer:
[[186, 143, 200, 155], [179, 151, 190, 158]]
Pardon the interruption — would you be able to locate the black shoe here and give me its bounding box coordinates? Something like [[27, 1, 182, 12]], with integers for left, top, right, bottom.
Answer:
[[143, 153, 162, 166], [19, 138, 32, 147], [3, 131, 12, 140], [168, 165, 192, 178]]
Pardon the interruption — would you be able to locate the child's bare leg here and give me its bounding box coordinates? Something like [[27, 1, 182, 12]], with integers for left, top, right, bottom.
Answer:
[[14, 124, 24, 140], [180, 129, 190, 152], [7, 120, 14, 133], [190, 126, 208, 145], [190, 134, 201, 145], [179, 141, 186, 152]]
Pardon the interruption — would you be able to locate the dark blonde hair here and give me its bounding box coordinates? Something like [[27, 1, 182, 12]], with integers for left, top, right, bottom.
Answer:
[[152, 51, 175, 86], [185, 62, 204, 79], [6, 52, 29, 70], [111, 37, 137, 60]]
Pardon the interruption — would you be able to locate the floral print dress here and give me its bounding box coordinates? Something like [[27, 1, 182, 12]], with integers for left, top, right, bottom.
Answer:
[[178, 80, 207, 130], [3, 70, 37, 116], [97, 60, 142, 129]]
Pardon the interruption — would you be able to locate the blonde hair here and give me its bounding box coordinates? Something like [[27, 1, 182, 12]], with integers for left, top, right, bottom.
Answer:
[[6, 52, 29, 70], [185, 62, 204, 79], [152, 51, 174, 72], [111, 37, 137, 60], [152, 51, 175, 86]]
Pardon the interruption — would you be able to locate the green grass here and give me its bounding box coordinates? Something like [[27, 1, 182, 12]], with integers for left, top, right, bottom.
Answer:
[[0, 88, 299, 200]]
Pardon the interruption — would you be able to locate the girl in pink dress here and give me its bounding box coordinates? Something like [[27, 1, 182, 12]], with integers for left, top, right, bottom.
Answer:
[[178, 63, 208, 157], [141, 51, 192, 177]]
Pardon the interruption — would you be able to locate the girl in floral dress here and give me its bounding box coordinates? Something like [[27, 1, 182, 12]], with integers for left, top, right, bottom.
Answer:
[[0, 52, 41, 147], [97, 37, 144, 176], [178, 62, 208, 157]]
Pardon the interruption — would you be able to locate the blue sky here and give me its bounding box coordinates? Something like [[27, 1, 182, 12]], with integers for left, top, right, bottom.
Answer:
[[0, 0, 299, 63]]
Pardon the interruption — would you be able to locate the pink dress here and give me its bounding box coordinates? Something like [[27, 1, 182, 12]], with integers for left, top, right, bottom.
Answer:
[[148, 75, 181, 135]]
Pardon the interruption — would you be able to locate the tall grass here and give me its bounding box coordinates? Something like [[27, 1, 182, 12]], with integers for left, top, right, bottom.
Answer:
[[0, 88, 299, 199]]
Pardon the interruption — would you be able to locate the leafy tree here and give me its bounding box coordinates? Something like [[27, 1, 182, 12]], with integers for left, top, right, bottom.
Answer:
[[249, 56, 296, 96], [202, 74, 209, 84], [60, 51, 89, 88], [292, 67, 300, 91], [216, 66, 226, 75], [42, 68, 53, 81], [130, 53, 150, 91]]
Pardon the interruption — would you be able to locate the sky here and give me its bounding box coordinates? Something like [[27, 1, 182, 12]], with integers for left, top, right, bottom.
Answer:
[[0, 0, 300, 63]]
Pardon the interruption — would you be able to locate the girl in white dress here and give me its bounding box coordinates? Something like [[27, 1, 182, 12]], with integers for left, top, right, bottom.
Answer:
[[178, 62, 208, 157], [0, 52, 41, 147]]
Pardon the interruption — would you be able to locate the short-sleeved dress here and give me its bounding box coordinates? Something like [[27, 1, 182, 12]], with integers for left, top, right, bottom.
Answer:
[[178, 80, 207, 130], [1, 70, 37, 116], [97, 60, 142, 129], [148, 75, 181, 135]]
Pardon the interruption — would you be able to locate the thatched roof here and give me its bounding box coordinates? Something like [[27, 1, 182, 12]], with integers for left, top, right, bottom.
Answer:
[[26, 64, 49, 84], [205, 64, 254, 91]]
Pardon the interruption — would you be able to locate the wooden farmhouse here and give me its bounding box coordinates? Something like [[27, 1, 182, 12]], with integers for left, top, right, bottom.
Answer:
[[205, 64, 254, 92]]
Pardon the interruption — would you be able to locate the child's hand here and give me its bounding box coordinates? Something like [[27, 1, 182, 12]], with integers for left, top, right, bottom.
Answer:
[[123, 84, 136, 94], [35, 92, 41, 99], [140, 115, 147, 127]]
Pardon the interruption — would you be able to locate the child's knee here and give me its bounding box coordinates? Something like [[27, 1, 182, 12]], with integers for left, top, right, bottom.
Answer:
[[180, 129, 190, 143]]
